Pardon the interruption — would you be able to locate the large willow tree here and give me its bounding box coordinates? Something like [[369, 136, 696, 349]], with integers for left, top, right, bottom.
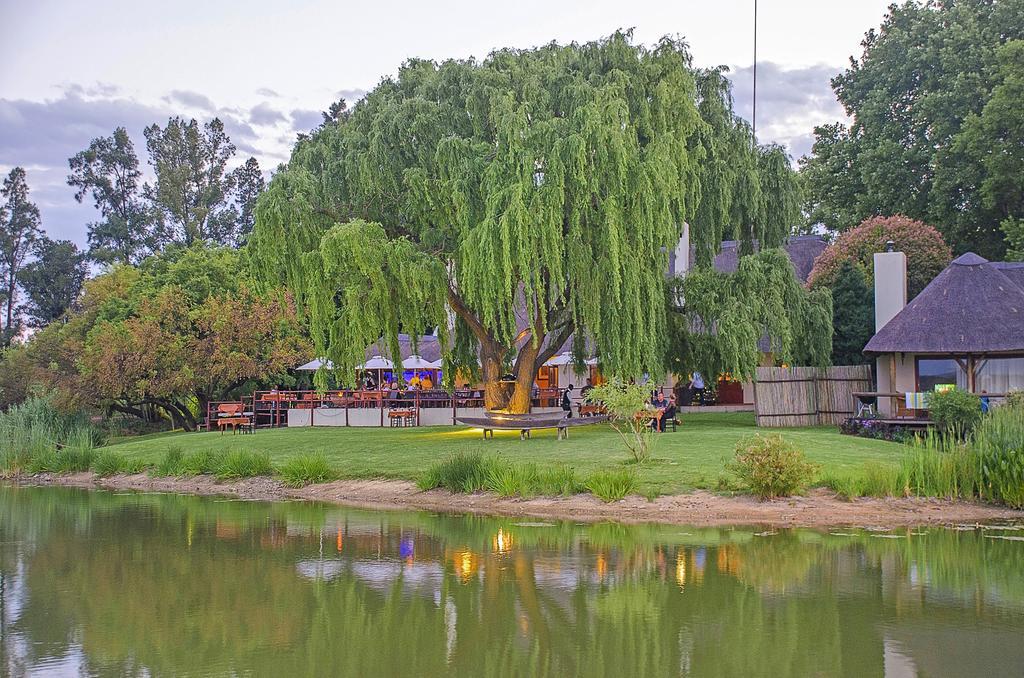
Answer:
[[251, 32, 806, 412]]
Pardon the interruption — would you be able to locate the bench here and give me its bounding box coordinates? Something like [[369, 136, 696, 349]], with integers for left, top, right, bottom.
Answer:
[[455, 412, 609, 440]]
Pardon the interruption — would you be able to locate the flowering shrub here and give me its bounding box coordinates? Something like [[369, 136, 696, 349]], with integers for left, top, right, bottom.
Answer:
[[840, 417, 913, 443], [807, 215, 952, 298]]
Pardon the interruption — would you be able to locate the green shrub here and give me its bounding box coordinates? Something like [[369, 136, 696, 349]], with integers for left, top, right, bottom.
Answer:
[[92, 451, 130, 477], [585, 468, 638, 502], [217, 450, 273, 480], [975, 402, 1024, 507], [279, 451, 338, 487], [181, 449, 225, 476], [728, 434, 818, 500], [536, 465, 583, 496], [153, 447, 185, 476], [585, 379, 658, 463], [929, 388, 982, 438], [417, 452, 496, 493]]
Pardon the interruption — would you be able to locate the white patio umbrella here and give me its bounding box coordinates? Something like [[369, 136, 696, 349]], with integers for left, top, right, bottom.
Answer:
[[295, 358, 333, 371], [543, 352, 575, 366], [358, 355, 395, 370], [402, 354, 435, 370]]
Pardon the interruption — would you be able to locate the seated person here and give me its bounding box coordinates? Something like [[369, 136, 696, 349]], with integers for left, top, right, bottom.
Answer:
[[421, 374, 434, 390], [650, 390, 670, 432], [408, 373, 422, 389]]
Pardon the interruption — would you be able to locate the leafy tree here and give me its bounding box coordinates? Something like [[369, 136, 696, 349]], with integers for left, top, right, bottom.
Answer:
[[801, 0, 1024, 258], [76, 246, 309, 430], [17, 238, 88, 327], [229, 157, 265, 242], [0, 167, 42, 343], [251, 33, 810, 413], [807, 215, 952, 299], [940, 41, 1024, 262], [828, 261, 873, 366], [67, 127, 162, 264], [144, 117, 243, 246], [667, 248, 833, 381]]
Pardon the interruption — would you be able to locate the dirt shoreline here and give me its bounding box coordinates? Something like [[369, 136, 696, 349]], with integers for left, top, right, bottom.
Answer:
[[15, 472, 1024, 528]]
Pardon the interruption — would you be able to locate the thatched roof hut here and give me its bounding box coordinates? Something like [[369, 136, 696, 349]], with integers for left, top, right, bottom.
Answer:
[[864, 252, 1024, 356]]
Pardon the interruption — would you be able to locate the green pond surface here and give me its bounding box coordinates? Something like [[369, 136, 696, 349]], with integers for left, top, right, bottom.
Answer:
[[1, 487, 1023, 677]]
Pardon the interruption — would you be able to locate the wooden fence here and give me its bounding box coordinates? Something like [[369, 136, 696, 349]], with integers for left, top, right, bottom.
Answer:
[[754, 365, 873, 427]]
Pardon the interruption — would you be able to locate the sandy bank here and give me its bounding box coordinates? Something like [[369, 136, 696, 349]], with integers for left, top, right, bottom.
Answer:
[[16, 472, 1024, 528]]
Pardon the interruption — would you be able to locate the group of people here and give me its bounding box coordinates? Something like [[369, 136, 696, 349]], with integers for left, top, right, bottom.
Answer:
[[360, 372, 435, 391], [558, 378, 677, 432]]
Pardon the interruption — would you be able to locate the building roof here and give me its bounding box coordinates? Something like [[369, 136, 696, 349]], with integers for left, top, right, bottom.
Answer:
[[365, 333, 443, 363], [687, 235, 827, 283], [864, 252, 1024, 356]]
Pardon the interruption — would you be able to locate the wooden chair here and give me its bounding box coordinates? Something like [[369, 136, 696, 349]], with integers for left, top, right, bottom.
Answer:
[[215, 403, 252, 434]]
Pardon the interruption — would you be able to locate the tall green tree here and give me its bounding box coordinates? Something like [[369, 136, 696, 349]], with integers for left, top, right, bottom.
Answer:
[[17, 238, 88, 327], [801, 0, 1024, 258], [67, 127, 162, 264], [0, 167, 42, 343], [251, 33, 812, 412], [827, 261, 874, 366], [144, 117, 261, 247]]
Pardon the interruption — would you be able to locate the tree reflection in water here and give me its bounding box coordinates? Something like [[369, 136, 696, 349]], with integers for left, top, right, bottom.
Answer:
[[1, 486, 1023, 677]]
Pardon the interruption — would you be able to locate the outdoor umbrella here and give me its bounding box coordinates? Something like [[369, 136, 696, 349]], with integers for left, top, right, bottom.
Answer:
[[295, 358, 332, 371], [401, 354, 435, 370], [357, 355, 395, 387]]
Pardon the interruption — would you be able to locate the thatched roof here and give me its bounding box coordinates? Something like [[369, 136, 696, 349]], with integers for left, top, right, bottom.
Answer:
[[365, 333, 443, 363], [864, 252, 1024, 355]]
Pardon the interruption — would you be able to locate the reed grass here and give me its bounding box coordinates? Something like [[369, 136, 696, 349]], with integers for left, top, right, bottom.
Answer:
[[585, 468, 639, 502], [216, 450, 274, 480]]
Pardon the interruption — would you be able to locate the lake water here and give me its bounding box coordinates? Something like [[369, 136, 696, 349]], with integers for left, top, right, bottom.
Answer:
[[1, 486, 1022, 677]]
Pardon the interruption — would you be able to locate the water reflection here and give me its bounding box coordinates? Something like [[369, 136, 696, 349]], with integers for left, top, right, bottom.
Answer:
[[1, 486, 1022, 677]]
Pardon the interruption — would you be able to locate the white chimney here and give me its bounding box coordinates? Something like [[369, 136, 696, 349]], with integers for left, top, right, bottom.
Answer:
[[873, 247, 907, 331], [671, 222, 690, 276]]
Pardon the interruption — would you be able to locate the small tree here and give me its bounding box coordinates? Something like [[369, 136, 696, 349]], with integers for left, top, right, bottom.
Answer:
[[929, 388, 982, 439], [828, 260, 874, 365], [585, 380, 657, 463]]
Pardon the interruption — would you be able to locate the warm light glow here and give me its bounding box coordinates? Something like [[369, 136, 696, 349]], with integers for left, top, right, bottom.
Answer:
[[336, 527, 343, 553], [676, 551, 686, 590], [454, 548, 478, 581], [492, 528, 513, 554], [596, 553, 607, 579]]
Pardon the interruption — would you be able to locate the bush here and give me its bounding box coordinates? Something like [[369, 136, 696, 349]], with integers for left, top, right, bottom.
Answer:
[[217, 450, 274, 480], [279, 451, 338, 487], [975, 401, 1024, 507], [729, 434, 818, 500], [929, 388, 982, 438], [417, 452, 497, 493], [585, 468, 638, 502], [897, 431, 983, 500]]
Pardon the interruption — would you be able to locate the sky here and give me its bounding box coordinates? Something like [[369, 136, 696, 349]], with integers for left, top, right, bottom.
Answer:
[[0, 0, 896, 245]]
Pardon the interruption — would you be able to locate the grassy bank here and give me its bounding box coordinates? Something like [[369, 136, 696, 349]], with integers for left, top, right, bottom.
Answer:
[[98, 412, 900, 496]]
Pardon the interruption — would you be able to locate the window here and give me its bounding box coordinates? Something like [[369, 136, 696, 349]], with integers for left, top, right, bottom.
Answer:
[[976, 357, 1024, 394], [916, 358, 966, 392]]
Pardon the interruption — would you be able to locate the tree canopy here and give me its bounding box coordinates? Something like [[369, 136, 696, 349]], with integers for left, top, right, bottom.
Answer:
[[801, 0, 1024, 259], [252, 33, 808, 412]]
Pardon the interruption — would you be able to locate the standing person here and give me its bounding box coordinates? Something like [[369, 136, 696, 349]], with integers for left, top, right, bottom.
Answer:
[[690, 371, 705, 406], [580, 378, 594, 399], [561, 384, 574, 418]]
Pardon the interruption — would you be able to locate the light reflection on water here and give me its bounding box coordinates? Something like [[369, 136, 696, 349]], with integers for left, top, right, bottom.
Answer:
[[1, 485, 1023, 677]]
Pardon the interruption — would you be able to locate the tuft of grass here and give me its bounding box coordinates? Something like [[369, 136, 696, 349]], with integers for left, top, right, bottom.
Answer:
[[180, 449, 225, 476], [536, 465, 583, 496], [486, 461, 541, 498], [91, 450, 145, 477], [898, 431, 982, 500], [216, 449, 274, 480], [585, 468, 638, 502], [153, 447, 185, 477], [417, 452, 496, 493], [279, 451, 338, 487]]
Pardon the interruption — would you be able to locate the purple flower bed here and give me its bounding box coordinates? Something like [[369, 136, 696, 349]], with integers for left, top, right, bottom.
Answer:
[[840, 417, 913, 443]]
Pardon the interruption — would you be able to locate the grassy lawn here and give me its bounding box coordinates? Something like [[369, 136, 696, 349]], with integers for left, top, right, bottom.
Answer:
[[100, 412, 900, 496]]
